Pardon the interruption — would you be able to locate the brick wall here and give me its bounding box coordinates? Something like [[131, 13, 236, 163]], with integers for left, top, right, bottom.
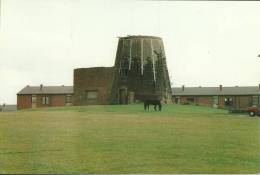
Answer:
[[173, 95, 255, 109], [17, 94, 73, 110], [17, 95, 31, 110], [219, 95, 252, 109], [177, 96, 213, 107], [36, 95, 50, 108], [73, 67, 115, 105], [196, 96, 213, 107], [218, 96, 226, 108], [51, 95, 65, 106], [237, 96, 251, 108]]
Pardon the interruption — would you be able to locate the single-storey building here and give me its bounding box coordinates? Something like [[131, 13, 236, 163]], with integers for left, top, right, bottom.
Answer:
[[17, 85, 73, 110], [172, 85, 260, 109], [0, 104, 17, 112]]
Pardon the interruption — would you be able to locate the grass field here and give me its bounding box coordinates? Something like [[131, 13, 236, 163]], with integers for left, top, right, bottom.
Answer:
[[0, 104, 259, 174]]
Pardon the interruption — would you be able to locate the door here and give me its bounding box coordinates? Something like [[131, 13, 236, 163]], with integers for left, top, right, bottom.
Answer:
[[31, 95, 37, 108], [128, 91, 135, 104], [119, 88, 127, 104]]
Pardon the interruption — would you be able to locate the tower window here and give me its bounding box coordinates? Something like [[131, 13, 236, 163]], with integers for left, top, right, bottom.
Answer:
[[120, 69, 128, 77], [86, 90, 98, 100]]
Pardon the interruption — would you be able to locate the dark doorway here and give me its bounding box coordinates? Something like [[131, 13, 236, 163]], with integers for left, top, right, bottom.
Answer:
[[175, 97, 180, 104], [119, 88, 127, 104]]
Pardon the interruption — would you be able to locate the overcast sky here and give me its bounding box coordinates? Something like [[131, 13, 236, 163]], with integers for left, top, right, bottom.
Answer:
[[0, 0, 260, 104]]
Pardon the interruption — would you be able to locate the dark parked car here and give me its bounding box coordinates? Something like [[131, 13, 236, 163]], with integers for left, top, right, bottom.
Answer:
[[247, 106, 260, 117]]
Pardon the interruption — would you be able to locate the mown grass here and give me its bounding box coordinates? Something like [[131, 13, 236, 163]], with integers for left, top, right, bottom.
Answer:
[[0, 104, 259, 173]]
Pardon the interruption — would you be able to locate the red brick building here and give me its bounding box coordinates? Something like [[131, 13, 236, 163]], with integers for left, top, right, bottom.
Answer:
[[17, 85, 73, 110], [172, 85, 260, 109]]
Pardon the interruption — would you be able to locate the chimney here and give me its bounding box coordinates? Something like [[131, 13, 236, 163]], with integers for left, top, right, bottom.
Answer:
[[182, 85, 185, 91], [40, 84, 43, 90], [219, 85, 223, 91]]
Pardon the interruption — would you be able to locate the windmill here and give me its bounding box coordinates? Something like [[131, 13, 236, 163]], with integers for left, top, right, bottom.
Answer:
[[113, 35, 172, 103]]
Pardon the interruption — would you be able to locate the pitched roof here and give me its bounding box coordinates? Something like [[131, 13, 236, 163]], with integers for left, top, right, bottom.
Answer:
[[17, 86, 73, 95], [172, 86, 260, 96]]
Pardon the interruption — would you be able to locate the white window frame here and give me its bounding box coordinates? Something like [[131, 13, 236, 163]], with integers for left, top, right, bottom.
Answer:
[[252, 96, 259, 105], [32, 95, 36, 103], [42, 96, 49, 105]]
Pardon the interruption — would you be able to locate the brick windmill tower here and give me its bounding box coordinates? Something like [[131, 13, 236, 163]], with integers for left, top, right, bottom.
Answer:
[[111, 35, 172, 104]]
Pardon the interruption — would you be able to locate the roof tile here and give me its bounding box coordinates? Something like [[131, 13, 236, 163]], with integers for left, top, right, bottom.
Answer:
[[17, 86, 73, 95], [172, 86, 260, 96]]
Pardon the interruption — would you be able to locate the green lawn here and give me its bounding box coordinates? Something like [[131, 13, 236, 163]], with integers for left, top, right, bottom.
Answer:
[[0, 104, 259, 173]]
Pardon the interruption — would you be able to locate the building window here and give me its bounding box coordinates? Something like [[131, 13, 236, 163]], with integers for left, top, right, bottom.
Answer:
[[66, 95, 72, 103], [42, 96, 49, 105], [213, 96, 219, 105], [175, 97, 180, 104], [32, 95, 36, 103], [86, 90, 98, 100], [224, 97, 233, 106], [252, 96, 259, 106], [187, 97, 194, 104]]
